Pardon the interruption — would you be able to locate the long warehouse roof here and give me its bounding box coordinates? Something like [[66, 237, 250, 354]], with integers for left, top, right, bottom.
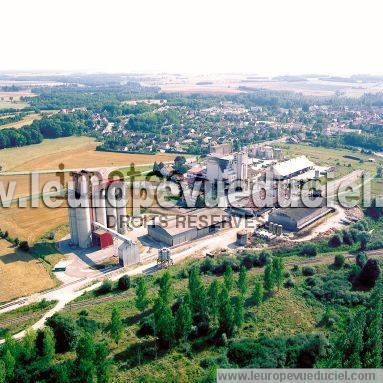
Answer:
[[272, 155, 315, 177]]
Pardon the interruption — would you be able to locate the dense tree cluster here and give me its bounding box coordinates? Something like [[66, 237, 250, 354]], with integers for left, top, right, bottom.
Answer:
[[127, 110, 180, 134], [26, 83, 158, 110], [0, 111, 93, 149], [0, 113, 24, 127]]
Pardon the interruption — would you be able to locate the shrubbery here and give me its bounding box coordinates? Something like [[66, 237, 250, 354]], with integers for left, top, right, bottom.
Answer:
[[353, 259, 381, 289], [227, 334, 327, 368], [329, 234, 342, 248], [356, 252, 368, 268], [46, 314, 79, 353], [284, 278, 295, 288], [303, 270, 368, 305], [137, 315, 155, 337], [117, 275, 131, 291], [300, 244, 317, 257], [200, 251, 273, 276], [302, 266, 316, 276], [97, 280, 113, 295], [334, 254, 345, 268], [342, 230, 354, 245]]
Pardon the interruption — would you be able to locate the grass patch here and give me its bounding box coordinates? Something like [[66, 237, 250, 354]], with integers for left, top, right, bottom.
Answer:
[[0, 299, 57, 336]]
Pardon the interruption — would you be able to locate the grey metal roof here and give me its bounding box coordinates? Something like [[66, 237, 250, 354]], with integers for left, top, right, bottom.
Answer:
[[150, 207, 229, 236], [271, 204, 332, 221]]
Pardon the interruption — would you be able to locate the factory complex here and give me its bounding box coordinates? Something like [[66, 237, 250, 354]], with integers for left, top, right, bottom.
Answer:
[[65, 142, 336, 271]]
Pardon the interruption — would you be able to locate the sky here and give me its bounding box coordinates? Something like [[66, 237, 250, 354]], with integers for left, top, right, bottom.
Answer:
[[1, 0, 383, 76]]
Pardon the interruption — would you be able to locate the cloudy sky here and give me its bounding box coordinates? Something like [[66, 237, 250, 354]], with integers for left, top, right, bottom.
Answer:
[[1, 0, 382, 75]]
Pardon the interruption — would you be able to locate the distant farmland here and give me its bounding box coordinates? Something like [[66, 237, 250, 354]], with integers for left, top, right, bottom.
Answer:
[[0, 136, 176, 172], [0, 89, 34, 110], [0, 113, 41, 130]]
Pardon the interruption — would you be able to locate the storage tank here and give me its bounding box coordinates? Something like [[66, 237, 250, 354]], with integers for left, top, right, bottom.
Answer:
[[76, 205, 92, 248], [115, 183, 127, 235], [236, 230, 248, 246], [94, 187, 107, 227], [276, 224, 283, 236], [106, 186, 118, 230], [68, 203, 79, 246]]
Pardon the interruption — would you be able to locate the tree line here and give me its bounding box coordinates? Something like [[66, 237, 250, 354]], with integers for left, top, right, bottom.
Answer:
[[0, 112, 93, 150]]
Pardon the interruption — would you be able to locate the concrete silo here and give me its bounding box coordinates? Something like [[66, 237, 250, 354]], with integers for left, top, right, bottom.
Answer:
[[68, 189, 79, 246], [114, 181, 127, 235], [67, 170, 138, 267], [106, 185, 118, 230], [93, 186, 107, 227]]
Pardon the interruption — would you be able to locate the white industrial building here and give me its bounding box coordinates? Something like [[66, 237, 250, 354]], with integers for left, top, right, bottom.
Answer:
[[271, 155, 315, 180]]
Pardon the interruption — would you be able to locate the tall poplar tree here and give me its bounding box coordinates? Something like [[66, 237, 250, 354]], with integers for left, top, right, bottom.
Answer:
[[264, 264, 275, 292], [218, 286, 234, 337], [109, 308, 123, 345], [272, 258, 284, 291], [208, 279, 220, 322], [343, 308, 366, 368], [224, 266, 234, 292], [233, 295, 245, 328], [364, 278, 382, 367], [237, 266, 248, 296], [135, 277, 149, 312], [175, 294, 193, 341], [253, 280, 264, 306]]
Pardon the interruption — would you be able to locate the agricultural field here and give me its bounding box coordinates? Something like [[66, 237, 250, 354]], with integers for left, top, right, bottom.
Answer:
[[0, 203, 66, 302], [0, 136, 177, 303], [0, 136, 176, 172], [0, 172, 69, 200], [0, 89, 34, 110], [155, 74, 383, 97], [0, 239, 58, 303], [0, 203, 68, 243]]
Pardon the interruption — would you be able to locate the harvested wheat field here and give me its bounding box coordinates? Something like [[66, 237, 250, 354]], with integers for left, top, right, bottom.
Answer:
[[0, 203, 68, 243], [0, 136, 176, 172], [0, 173, 69, 200], [0, 239, 57, 303]]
